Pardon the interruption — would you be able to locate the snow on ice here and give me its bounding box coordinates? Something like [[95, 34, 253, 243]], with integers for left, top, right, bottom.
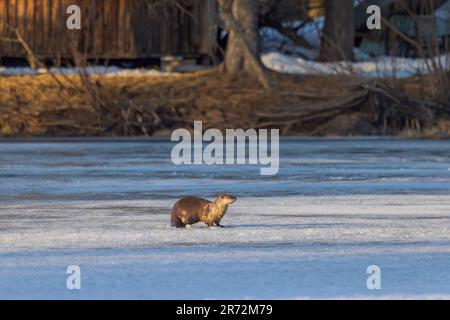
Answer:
[[1, 195, 450, 299]]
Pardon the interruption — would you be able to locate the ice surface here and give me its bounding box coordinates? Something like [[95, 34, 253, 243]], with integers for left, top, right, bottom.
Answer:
[[1, 195, 450, 299], [1, 138, 450, 299]]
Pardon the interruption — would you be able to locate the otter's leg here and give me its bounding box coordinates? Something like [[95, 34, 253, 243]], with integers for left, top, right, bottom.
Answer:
[[214, 221, 225, 228], [202, 216, 214, 228], [172, 217, 186, 228]]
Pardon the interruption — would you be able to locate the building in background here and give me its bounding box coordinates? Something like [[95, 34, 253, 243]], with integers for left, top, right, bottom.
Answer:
[[0, 0, 218, 65]]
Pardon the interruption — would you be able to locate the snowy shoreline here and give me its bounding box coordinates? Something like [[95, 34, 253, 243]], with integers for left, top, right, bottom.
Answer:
[[1, 52, 449, 78]]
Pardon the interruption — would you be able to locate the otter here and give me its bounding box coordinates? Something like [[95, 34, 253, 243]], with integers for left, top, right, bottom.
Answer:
[[170, 194, 236, 228]]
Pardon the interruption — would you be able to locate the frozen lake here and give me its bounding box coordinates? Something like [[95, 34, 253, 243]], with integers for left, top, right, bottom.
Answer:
[[1, 138, 450, 299]]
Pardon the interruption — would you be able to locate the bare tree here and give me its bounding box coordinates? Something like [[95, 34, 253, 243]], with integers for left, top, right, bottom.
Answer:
[[319, 0, 354, 61], [218, 0, 271, 89]]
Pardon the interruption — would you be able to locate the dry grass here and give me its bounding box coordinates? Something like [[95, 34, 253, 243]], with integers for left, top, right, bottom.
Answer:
[[0, 68, 448, 137]]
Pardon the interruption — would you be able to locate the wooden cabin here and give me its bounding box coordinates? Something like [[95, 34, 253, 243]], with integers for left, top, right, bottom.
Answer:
[[0, 0, 218, 61]]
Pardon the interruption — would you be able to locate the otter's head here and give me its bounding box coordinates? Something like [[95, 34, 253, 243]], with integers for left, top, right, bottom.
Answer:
[[215, 194, 237, 205]]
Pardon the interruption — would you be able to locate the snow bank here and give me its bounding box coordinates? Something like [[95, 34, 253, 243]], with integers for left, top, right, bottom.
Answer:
[[262, 51, 450, 78], [260, 18, 323, 59], [259, 5, 450, 79], [0, 66, 172, 77], [3, 53, 447, 79], [436, 0, 450, 19]]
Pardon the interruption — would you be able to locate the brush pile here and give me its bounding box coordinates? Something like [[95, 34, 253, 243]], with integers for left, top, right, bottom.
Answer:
[[1, 68, 449, 137]]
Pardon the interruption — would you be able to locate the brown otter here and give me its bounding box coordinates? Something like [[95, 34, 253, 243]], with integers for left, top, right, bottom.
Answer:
[[170, 194, 236, 228]]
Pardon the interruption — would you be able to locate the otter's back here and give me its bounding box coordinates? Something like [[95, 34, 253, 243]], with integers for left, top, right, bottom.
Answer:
[[171, 196, 211, 226]]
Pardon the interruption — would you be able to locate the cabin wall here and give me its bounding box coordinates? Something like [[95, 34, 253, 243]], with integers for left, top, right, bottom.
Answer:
[[0, 0, 218, 59]]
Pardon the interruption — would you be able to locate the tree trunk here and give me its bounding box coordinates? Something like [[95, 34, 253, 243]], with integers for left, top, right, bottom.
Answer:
[[218, 0, 271, 89], [319, 0, 354, 61]]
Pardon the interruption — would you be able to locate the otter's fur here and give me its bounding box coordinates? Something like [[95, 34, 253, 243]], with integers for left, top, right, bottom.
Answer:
[[170, 194, 236, 228]]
